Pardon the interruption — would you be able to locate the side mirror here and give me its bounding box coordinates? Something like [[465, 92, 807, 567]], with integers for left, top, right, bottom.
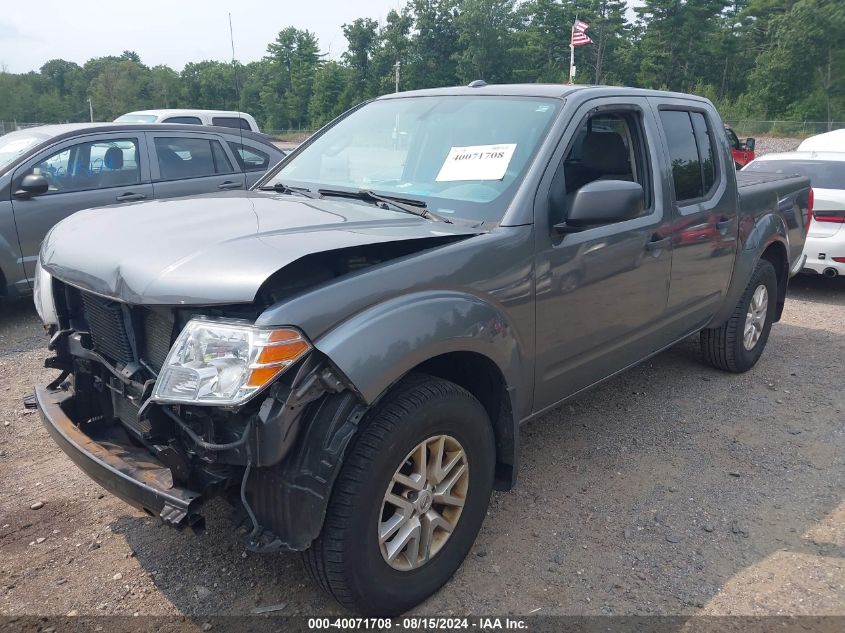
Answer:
[[14, 173, 49, 198], [744, 137, 755, 151], [554, 180, 644, 234]]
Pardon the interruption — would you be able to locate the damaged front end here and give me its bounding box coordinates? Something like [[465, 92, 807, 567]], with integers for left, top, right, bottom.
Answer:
[[37, 277, 357, 550]]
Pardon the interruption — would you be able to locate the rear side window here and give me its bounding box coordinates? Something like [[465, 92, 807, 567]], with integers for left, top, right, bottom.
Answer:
[[212, 116, 251, 130], [228, 142, 271, 171], [659, 110, 703, 201], [691, 113, 716, 192], [154, 137, 234, 180], [163, 116, 202, 125]]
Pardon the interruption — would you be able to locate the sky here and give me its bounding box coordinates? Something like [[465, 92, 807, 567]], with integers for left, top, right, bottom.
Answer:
[[0, 0, 641, 74]]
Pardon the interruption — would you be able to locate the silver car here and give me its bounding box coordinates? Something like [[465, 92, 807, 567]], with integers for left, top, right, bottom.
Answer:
[[0, 122, 285, 299]]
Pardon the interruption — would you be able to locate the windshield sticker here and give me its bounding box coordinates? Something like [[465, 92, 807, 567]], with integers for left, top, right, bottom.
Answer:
[[435, 144, 517, 182]]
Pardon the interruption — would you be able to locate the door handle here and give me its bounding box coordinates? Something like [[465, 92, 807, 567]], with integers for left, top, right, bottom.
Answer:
[[645, 235, 671, 251], [217, 181, 242, 190], [115, 192, 147, 202]]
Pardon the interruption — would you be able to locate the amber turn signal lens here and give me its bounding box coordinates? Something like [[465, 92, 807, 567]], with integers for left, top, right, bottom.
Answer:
[[257, 339, 310, 365], [247, 365, 284, 388], [245, 328, 312, 389]]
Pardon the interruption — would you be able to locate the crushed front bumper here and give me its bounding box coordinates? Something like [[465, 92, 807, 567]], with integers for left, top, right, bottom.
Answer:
[[36, 385, 204, 528]]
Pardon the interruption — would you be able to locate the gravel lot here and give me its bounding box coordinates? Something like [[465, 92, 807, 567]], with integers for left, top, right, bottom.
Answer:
[[1, 136, 842, 619]]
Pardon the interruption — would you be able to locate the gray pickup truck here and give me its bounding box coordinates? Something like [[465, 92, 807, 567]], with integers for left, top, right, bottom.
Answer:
[[33, 84, 811, 615]]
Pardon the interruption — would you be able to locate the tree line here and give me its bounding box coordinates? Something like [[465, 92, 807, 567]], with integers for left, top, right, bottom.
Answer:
[[0, 0, 842, 132]]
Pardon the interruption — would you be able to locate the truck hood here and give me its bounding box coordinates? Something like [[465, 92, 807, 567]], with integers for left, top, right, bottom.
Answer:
[[41, 191, 482, 305]]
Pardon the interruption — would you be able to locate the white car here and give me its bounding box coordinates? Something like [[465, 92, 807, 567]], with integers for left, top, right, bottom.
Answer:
[[797, 129, 845, 153], [115, 109, 261, 133], [744, 152, 845, 278]]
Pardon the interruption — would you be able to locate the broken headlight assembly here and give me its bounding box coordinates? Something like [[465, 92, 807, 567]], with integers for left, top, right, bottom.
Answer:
[[152, 318, 311, 406], [33, 258, 58, 327]]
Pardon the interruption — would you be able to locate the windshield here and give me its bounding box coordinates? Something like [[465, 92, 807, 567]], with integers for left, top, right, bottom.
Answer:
[[745, 159, 845, 190], [0, 131, 47, 171], [115, 114, 158, 123], [267, 95, 560, 222]]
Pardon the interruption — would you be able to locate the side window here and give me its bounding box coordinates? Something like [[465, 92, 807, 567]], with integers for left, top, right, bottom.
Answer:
[[210, 140, 234, 173], [212, 116, 250, 130], [228, 142, 270, 171], [659, 110, 703, 202], [725, 127, 740, 150], [163, 116, 203, 125], [659, 109, 719, 203], [154, 137, 233, 180], [691, 113, 716, 192], [554, 110, 651, 220], [28, 138, 140, 194]]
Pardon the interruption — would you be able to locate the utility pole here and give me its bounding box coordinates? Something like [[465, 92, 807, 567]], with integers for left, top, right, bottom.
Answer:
[[394, 60, 401, 93], [87, 98, 94, 122]]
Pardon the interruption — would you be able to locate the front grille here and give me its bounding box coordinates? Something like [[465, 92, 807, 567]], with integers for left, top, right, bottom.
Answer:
[[141, 309, 175, 372], [80, 293, 134, 365]]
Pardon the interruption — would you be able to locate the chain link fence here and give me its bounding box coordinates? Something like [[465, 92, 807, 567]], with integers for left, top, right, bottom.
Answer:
[[724, 120, 845, 138]]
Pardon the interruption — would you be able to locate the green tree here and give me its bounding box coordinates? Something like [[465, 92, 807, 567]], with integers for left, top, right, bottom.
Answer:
[[746, 0, 845, 122], [309, 61, 353, 127], [342, 18, 380, 102], [511, 0, 573, 83], [407, 0, 461, 89], [454, 0, 517, 83], [371, 8, 414, 94], [262, 28, 321, 130]]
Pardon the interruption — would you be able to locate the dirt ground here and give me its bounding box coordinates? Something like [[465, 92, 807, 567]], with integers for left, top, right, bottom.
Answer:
[[1, 272, 843, 619]]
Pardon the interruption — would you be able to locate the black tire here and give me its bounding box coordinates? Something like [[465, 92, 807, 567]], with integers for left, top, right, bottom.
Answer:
[[303, 373, 495, 616], [700, 258, 778, 372]]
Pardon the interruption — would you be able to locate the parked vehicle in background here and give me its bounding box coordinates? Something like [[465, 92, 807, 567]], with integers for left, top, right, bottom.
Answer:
[[745, 151, 845, 277], [724, 124, 756, 169], [115, 109, 261, 133], [0, 123, 284, 299], [797, 128, 845, 152], [33, 85, 810, 615]]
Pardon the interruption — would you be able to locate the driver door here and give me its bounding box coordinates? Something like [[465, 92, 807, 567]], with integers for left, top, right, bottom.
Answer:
[[11, 133, 152, 285], [533, 98, 674, 412]]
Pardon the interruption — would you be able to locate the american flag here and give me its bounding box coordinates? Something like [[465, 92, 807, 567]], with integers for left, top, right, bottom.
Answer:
[[571, 19, 592, 47]]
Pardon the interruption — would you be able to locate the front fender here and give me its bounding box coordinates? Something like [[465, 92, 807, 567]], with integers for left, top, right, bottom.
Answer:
[[708, 212, 788, 328], [314, 290, 529, 415]]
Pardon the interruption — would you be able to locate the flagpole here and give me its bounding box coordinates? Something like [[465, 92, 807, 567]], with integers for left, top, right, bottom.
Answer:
[[569, 21, 575, 84]]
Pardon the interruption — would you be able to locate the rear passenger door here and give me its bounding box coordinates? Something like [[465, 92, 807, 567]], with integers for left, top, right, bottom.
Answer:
[[651, 102, 738, 332], [10, 133, 152, 285], [146, 132, 246, 199]]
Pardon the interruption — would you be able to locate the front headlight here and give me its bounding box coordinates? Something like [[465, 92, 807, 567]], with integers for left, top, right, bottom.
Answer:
[[152, 319, 311, 406], [33, 259, 58, 326]]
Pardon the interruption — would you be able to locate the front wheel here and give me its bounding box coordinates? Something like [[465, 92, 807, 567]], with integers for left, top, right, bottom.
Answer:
[[700, 258, 778, 372], [303, 374, 495, 615]]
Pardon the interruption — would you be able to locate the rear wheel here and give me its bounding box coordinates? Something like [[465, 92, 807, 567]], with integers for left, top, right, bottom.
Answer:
[[700, 259, 778, 372], [303, 374, 495, 615]]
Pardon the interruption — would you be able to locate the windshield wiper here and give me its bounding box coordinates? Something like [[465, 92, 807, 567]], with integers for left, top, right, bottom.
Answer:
[[318, 188, 453, 224], [258, 182, 320, 199]]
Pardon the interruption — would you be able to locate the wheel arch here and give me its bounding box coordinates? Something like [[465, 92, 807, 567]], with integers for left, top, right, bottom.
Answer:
[[707, 210, 789, 329], [411, 351, 517, 491], [759, 240, 788, 322]]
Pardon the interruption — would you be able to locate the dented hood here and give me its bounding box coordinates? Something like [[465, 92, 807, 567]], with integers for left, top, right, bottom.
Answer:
[[40, 191, 480, 305]]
